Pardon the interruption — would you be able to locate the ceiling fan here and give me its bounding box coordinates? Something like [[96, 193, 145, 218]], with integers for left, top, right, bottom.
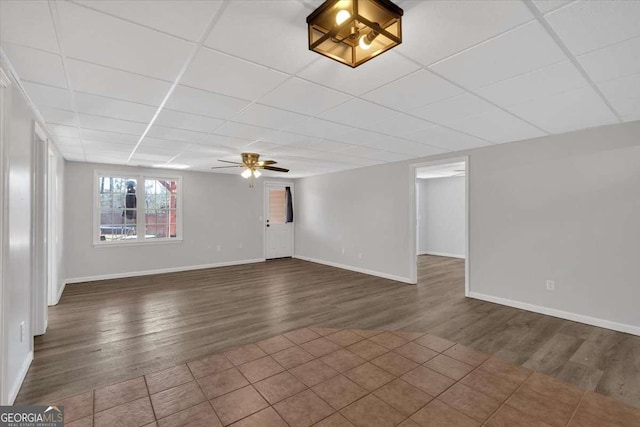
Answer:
[[211, 152, 289, 187]]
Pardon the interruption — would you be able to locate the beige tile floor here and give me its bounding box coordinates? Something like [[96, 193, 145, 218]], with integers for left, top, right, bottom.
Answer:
[[50, 328, 640, 427]]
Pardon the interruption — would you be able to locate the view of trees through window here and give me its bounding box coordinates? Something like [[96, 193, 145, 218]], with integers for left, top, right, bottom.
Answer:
[[98, 175, 179, 242]]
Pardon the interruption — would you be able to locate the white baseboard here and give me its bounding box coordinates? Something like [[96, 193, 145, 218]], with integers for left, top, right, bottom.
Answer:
[[468, 292, 640, 336], [65, 258, 265, 284], [8, 351, 33, 404], [51, 281, 65, 305], [418, 251, 465, 259], [294, 255, 415, 285]]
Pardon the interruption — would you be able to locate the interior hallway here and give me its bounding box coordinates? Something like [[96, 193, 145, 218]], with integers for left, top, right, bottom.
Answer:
[[16, 256, 640, 409]]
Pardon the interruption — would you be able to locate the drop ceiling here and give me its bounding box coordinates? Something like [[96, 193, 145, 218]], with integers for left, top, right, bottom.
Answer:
[[1, 0, 639, 178]]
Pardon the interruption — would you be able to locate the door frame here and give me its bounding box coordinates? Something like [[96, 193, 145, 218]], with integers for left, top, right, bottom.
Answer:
[[0, 64, 11, 405], [32, 122, 48, 335], [263, 180, 295, 260], [409, 156, 470, 295]]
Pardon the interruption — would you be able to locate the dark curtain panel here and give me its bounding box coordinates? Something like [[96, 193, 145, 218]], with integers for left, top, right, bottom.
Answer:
[[285, 186, 294, 223]]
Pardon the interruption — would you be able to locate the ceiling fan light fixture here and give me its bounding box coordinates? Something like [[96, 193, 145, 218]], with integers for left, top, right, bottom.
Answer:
[[307, 0, 403, 68], [252, 169, 262, 178], [241, 168, 252, 179]]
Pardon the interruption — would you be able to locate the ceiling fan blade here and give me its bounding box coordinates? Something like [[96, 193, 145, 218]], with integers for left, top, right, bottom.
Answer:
[[257, 160, 277, 166], [217, 159, 243, 165], [260, 166, 289, 173], [211, 165, 244, 169]]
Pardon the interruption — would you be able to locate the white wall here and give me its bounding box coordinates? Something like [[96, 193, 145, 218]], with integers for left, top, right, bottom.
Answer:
[[417, 177, 465, 258], [294, 161, 413, 283], [64, 162, 287, 281], [295, 121, 640, 334], [1, 68, 34, 403]]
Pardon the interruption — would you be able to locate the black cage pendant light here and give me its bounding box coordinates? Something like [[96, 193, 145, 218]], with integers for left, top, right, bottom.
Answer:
[[306, 0, 403, 68]]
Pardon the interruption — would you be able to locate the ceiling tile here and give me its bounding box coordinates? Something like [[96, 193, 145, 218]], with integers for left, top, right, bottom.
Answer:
[[411, 93, 495, 127], [508, 86, 618, 134], [402, 125, 490, 152], [78, 113, 147, 135], [366, 112, 433, 137], [181, 47, 289, 101], [577, 36, 640, 83], [155, 109, 224, 133], [213, 122, 278, 142], [317, 99, 396, 128], [40, 107, 76, 126], [196, 133, 251, 150], [67, 59, 171, 105], [233, 104, 307, 130], [75, 92, 157, 123], [476, 60, 587, 107], [362, 69, 464, 112], [142, 137, 192, 153], [430, 21, 566, 90], [146, 126, 207, 144], [597, 72, 640, 121], [398, 0, 533, 66], [546, 0, 640, 55], [298, 51, 420, 96], [205, 0, 316, 74], [48, 124, 79, 138], [283, 117, 355, 141], [57, 1, 193, 81], [532, 0, 573, 14], [446, 109, 546, 144], [74, 0, 222, 41], [0, 0, 59, 52], [81, 129, 139, 145], [259, 77, 351, 115], [2, 43, 67, 88], [166, 85, 250, 119], [22, 81, 73, 110], [339, 146, 413, 162], [82, 139, 134, 152]]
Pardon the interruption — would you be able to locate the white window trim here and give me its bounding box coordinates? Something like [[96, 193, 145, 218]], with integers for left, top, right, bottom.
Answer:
[[93, 170, 183, 246]]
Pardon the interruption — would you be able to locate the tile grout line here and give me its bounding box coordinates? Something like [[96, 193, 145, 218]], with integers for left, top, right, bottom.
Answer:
[[564, 390, 587, 427], [481, 369, 535, 425]]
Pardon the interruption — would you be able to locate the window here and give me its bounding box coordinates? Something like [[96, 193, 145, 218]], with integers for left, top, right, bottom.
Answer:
[[95, 173, 181, 244]]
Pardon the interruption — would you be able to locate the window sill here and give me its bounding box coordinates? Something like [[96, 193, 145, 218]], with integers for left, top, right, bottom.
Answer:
[[93, 238, 183, 248]]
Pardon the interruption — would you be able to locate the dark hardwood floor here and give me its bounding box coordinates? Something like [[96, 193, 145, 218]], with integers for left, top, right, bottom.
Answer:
[[16, 256, 640, 408]]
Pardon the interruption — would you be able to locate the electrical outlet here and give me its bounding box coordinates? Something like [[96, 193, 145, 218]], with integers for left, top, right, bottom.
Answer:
[[546, 280, 555, 291], [216, 245, 222, 252], [20, 321, 25, 342]]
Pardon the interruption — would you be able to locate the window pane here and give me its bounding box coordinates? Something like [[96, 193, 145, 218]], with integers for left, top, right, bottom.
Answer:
[[269, 189, 286, 224], [144, 178, 179, 239], [98, 176, 137, 242]]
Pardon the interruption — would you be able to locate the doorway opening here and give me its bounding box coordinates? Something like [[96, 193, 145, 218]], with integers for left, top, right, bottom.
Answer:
[[410, 158, 469, 294], [264, 182, 294, 260]]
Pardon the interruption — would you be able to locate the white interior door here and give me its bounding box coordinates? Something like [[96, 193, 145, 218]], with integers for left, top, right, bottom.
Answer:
[[265, 183, 293, 259]]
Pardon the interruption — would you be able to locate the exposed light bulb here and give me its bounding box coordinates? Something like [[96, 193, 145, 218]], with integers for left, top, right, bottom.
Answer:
[[253, 169, 262, 178], [241, 168, 252, 179], [359, 30, 378, 50], [335, 9, 350, 25]]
